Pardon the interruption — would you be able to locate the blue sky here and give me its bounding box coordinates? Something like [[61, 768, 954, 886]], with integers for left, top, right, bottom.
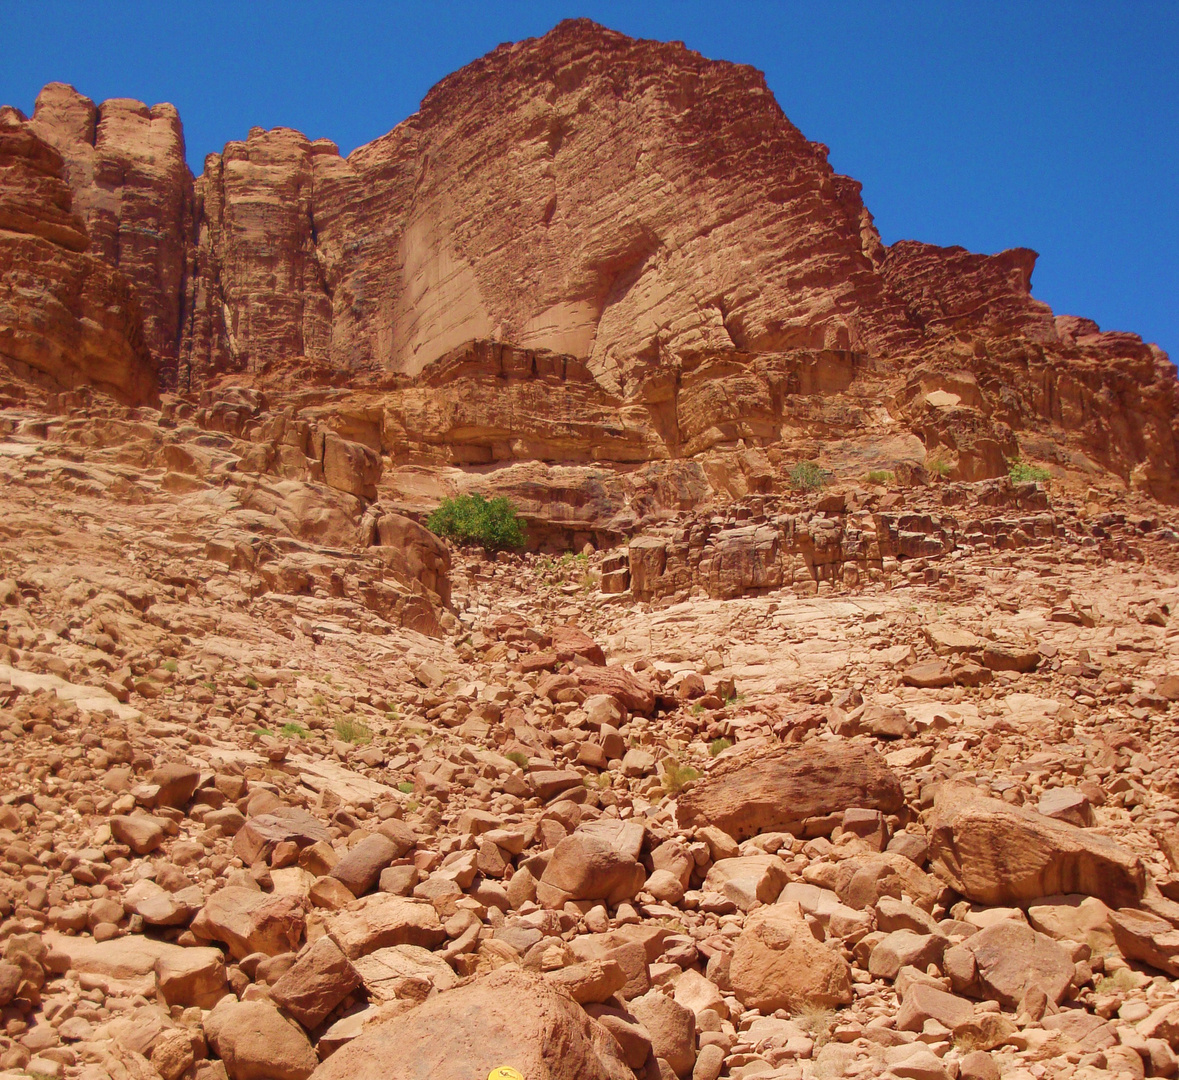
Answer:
[[2, 1, 1175, 358]]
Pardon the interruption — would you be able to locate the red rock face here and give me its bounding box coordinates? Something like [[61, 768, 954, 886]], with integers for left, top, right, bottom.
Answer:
[[1, 19, 1177, 498], [29, 83, 192, 389], [0, 106, 156, 405]]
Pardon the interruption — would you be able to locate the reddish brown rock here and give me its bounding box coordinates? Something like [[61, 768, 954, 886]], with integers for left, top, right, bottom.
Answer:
[[0, 107, 156, 403], [926, 782, 1145, 909], [307, 966, 634, 1080], [676, 742, 904, 841]]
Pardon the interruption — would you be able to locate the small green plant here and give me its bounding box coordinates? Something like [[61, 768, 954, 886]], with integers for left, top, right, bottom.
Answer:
[[789, 461, 830, 491], [311, 693, 326, 707], [709, 737, 733, 757], [252, 726, 274, 738], [202, 680, 216, 691], [162, 659, 179, 674], [927, 453, 953, 478], [1009, 459, 1051, 484], [244, 676, 259, 691], [505, 750, 529, 770], [427, 494, 526, 551], [660, 758, 700, 796], [397, 781, 415, 794], [281, 722, 309, 739], [334, 717, 372, 744], [866, 469, 894, 486]]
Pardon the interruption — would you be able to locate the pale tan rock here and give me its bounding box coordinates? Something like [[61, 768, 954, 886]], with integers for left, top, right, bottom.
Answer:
[[729, 901, 853, 1011], [703, 854, 789, 911], [945, 920, 1074, 1007], [324, 894, 445, 960], [204, 998, 318, 1080]]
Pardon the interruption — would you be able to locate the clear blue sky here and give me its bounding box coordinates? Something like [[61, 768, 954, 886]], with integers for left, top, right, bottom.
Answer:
[[2, 2, 1175, 359]]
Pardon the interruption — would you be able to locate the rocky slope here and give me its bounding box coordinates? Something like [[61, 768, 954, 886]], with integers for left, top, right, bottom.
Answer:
[[3, 20, 1179, 1080], [0, 396, 1179, 1080], [2, 19, 1177, 505]]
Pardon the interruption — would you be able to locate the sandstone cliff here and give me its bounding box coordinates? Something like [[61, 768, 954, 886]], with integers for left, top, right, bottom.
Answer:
[[1, 19, 1176, 500]]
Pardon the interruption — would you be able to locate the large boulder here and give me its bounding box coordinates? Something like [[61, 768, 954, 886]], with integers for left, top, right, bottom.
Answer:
[[190, 887, 307, 960], [677, 742, 904, 841], [729, 901, 853, 1011], [538, 832, 646, 909], [944, 920, 1075, 1007], [307, 966, 635, 1080], [204, 998, 318, 1080], [926, 782, 1144, 908], [322, 432, 381, 500], [323, 894, 445, 960], [269, 935, 361, 1029]]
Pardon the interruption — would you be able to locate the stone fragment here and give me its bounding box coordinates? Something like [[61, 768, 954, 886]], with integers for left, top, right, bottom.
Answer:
[[1109, 907, 1179, 977]]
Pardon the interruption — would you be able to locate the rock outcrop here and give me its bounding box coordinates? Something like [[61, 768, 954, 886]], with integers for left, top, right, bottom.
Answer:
[[2, 19, 1175, 503], [0, 106, 156, 404]]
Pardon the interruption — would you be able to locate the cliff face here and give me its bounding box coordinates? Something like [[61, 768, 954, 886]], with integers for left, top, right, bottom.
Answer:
[[0, 19, 1176, 498], [0, 106, 156, 405]]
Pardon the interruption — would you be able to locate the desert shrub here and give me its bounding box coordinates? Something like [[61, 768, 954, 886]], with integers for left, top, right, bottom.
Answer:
[[334, 717, 372, 744], [866, 469, 894, 486], [427, 494, 526, 551], [789, 461, 830, 490], [709, 737, 733, 757], [660, 758, 700, 795], [1009, 460, 1051, 483]]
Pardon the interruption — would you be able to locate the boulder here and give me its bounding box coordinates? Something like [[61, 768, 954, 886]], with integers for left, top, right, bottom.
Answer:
[[190, 887, 307, 960], [926, 782, 1144, 908], [576, 666, 657, 715], [269, 935, 361, 1029], [628, 990, 696, 1078], [42, 932, 225, 1007], [703, 855, 789, 911], [944, 920, 1075, 1007], [330, 833, 401, 897], [1109, 908, 1179, 977], [729, 901, 853, 1011], [306, 967, 634, 1080], [677, 742, 904, 841], [204, 998, 318, 1080], [538, 833, 646, 908], [324, 894, 445, 960], [233, 807, 334, 866]]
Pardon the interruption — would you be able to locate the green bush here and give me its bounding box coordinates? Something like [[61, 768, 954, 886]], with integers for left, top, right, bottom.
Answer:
[[427, 494, 526, 551], [866, 470, 894, 486], [789, 461, 830, 490], [1009, 460, 1051, 484]]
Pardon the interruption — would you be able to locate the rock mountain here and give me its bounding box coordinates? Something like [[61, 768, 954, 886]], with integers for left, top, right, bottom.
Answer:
[[0, 18, 1176, 505]]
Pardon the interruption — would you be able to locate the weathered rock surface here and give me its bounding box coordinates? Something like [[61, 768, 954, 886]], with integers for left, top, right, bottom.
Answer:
[[308, 967, 634, 1080], [677, 741, 904, 840], [926, 782, 1145, 908]]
